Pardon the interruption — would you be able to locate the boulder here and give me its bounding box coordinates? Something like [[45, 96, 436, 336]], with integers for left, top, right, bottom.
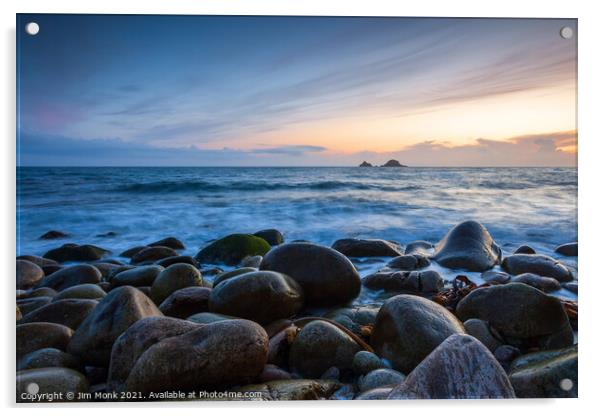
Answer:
[[513, 273, 561, 292], [187, 312, 235, 324], [371, 294, 465, 373], [456, 283, 573, 350], [16, 259, 45, 289], [332, 238, 402, 257], [289, 320, 362, 378], [463, 318, 502, 352], [54, 284, 107, 301], [20, 299, 98, 329], [564, 282, 578, 294], [36, 264, 102, 292], [195, 234, 271, 266], [17, 322, 73, 358], [27, 287, 58, 298], [359, 369, 405, 392], [404, 241, 434, 256], [17, 296, 52, 315], [159, 286, 211, 319], [254, 229, 284, 246], [43, 243, 110, 262], [432, 221, 502, 271], [502, 254, 573, 282], [555, 242, 577, 257], [352, 351, 385, 375], [17, 255, 58, 268], [150, 263, 204, 305], [386, 254, 430, 270], [480, 270, 511, 284], [509, 345, 577, 398], [260, 243, 361, 306], [324, 304, 380, 337], [17, 368, 89, 402], [130, 246, 178, 264], [514, 245, 536, 254], [209, 271, 304, 325], [241, 255, 263, 268], [212, 267, 256, 287], [39, 230, 70, 240], [68, 286, 162, 366], [119, 245, 148, 258], [355, 387, 394, 400], [17, 347, 83, 372], [148, 236, 185, 250], [111, 265, 163, 287], [362, 270, 443, 293], [119, 319, 268, 393], [155, 255, 197, 268], [388, 334, 515, 399], [494, 345, 521, 371]]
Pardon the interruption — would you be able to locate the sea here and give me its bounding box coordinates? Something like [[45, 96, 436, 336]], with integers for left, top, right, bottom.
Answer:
[[16, 166, 578, 301]]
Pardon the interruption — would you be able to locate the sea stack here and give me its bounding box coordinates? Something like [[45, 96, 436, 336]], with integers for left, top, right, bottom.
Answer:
[[359, 161, 373, 167], [381, 159, 407, 167]]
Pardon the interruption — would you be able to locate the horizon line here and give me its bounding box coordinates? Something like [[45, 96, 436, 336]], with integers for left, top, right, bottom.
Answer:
[[16, 165, 577, 169]]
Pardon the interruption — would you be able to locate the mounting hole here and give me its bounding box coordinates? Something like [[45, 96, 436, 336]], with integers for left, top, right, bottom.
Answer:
[[559, 378, 574, 391], [560, 26, 573, 39], [25, 22, 39, 36]]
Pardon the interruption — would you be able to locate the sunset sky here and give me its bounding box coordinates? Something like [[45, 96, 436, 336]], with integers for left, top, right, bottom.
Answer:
[[17, 15, 577, 166]]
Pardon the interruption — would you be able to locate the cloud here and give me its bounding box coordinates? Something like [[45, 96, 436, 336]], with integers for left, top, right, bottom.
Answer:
[[249, 145, 327, 155]]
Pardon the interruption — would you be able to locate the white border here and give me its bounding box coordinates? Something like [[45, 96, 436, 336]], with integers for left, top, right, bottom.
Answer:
[[2, 0, 601, 414]]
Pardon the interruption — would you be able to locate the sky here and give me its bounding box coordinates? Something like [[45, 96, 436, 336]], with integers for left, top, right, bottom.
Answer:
[[17, 14, 577, 166]]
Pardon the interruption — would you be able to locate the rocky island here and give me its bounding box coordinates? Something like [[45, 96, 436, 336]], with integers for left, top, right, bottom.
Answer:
[[358, 159, 407, 167]]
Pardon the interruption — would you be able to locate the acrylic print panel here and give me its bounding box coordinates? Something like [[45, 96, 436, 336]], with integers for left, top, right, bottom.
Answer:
[[15, 14, 577, 402]]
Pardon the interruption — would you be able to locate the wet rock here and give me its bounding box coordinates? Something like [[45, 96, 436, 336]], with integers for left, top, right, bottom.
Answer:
[[382, 159, 407, 167], [388, 334, 515, 399], [17, 368, 89, 402], [187, 312, 235, 324], [387, 254, 430, 270], [324, 304, 380, 337], [20, 299, 98, 329], [359, 369, 405, 392], [481, 270, 511, 284], [96, 231, 118, 238], [17, 322, 73, 358], [107, 316, 200, 391], [233, 379, 341, 400], [259, 364, 293, 382], [502, 254, 573, 282], [120, 319, 268, 393], [90, 262, 122, 279], [241, 255, 262, 268], [456, 283, 573, 350], [36, 264, 102, 291], [362, 270, 443, 293], [17, 255, 58, 268], [42, 264, 63, 276], [28, 287, 58, 298], [563, 282, 578, 294], [39, 230, 70, 240], [209, 271, 304, 325], [332, 238, 402, 257], [353, 351, 385, 375], [111, 265, 163, 287], [514, 245, 536, 254], [148, 236, 185, 250], [289, 320, 362, 378], [371, 294, 465, 373], [404, 241, 435, 256], [555, 242, 577, 257], [509, 344, 577, 398], [17, 259, 44, 289], [131, 246, 178, 264], [68, 286, 162, 366], [43, 243, 110, 262], [463, 319, 502, 352], [494, 345, 521, 372], [254, 229, 284, 246], [17, 296, 52, 315], [119, 245, 148, 258], [359, 161, 373, 167], [432, 221, 502, 272], [199, 267, 223, 277], [320, 366, 340, 380], [513, 273, 561, 292], [212, 267, 256, 287], [17, 347, 83, 372], [260, 242, 361, 306], [355, 387, 393, 400], [54, 284, 106, 301], [159, 286, 211, 319], [150, 263, 204, 305], [195, 234, 271, 266], [155, 255, 197, 268]]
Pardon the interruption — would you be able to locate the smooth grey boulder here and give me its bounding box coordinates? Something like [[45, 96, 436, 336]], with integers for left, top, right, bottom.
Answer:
[[131, 246, 178, 264], [514, 245, 536, 254], [17, 347, 83, 372], [513, 273, 561, 292], [404, 241, 434, 256], [54, 284, 106, 301], [43, 243, 109, 262], [148, 236, 185, 250], [362, 270, 443, 293], [68, 286, 162, 366], [150, 263, 203, 305], [509, 344, 577, 398], [260, 243, 361, 306], [36, 264, 102, 292], [159, 286, 211, 319], [111, 265, 164, 287], [456, 283, 573, 350], [17, 259, 45, 289], [359, 369, 405, 392], [502, 254, 573, 282], [388, 334, 515, 399], [331, 238, 402, 257], [370, 295, 465, 373], [254, 229, 284, 246], [20, 299, 98, 330], [17, 322, 73, 358], [480, 270, 511, 284], [432, 220, 502, 272], [352, 351, 385, 375], [386, 254, 430, 270], [555, 242, 577, 257], [289, 320, 362, 378], [17, 296, 52, 316], [463, 318, 502, 352], [325, 304, 380, 337], [212, 267, 256, 287]]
